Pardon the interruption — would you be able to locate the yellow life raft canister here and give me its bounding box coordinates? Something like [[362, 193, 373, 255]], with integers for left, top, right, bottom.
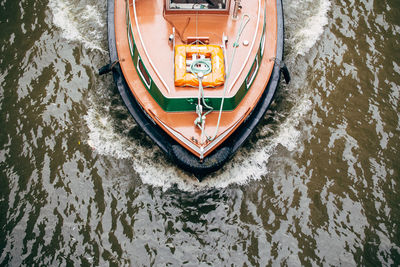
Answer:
[[174, 45, 225, 87]]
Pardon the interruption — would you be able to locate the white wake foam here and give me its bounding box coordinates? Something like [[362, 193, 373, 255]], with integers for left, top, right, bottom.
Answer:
[[48, 0, 106, 52], [284, 0, 331, 56], [84, 96, 312, 191], [84, 108, 133, 159]]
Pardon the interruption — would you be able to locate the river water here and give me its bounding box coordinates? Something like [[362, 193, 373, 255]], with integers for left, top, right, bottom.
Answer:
[[0, 0, 399, 265]]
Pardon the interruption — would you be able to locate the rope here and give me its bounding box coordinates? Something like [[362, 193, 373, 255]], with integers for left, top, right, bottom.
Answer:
[[190, 59, 212, 76], [162, 11, 191, 44], [192, 14, 250, 144], [191, 60, 213, 143], [208, 14, 250, 142]]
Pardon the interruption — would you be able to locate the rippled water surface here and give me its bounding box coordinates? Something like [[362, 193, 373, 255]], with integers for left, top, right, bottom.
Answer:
[[1, 0, 399, 265]]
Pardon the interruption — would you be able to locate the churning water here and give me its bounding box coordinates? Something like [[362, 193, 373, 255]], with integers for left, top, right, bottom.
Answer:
[[0, 0, 399, 265]]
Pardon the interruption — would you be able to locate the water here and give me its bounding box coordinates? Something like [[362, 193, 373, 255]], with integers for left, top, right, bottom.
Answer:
[[1, 0, 399, 265]]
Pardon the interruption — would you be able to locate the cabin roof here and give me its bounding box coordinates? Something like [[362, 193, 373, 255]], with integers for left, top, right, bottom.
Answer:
[[165, 0, 231, 14]]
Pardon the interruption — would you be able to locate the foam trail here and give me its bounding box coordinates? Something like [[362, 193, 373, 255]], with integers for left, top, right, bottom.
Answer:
[[284, 0, 331, 56], [137, 97, 311, 191], [84, 96, 312, 192], [84, 108, 133, 159], [48, 0, 106, 52]]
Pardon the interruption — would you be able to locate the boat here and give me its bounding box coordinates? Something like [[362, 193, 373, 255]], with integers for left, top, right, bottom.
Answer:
[[101, 0, 288, 178]]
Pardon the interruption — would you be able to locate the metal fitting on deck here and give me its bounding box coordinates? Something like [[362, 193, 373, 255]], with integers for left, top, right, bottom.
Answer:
[[232, 0, 242, 19]]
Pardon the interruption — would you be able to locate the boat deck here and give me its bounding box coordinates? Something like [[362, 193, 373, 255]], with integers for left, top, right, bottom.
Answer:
[[130, 0, 266, 97], [115, 0, 278, 158]]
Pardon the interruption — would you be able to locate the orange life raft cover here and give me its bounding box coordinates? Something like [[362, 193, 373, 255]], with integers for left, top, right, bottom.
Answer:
[[174, 45, 225, 87]]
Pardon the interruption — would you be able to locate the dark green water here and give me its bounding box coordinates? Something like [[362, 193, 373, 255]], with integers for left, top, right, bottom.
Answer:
[[1, 0, 399, 265]]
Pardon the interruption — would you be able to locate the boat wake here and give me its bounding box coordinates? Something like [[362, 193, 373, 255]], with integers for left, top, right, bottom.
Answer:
[[283, 0, 331, 57], [84, 107, 134, 159], [81, 0, 331, 191], [48, 0, 107, 52]]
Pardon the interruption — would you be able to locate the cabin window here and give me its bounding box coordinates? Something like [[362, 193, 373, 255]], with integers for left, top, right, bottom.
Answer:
[[166, 0, 230, 13], [137, 58, 151, 88], [246, 57, 259, 88]]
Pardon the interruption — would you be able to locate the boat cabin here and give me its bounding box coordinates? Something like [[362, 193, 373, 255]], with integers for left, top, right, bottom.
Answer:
[[165, 0, 231, 14]]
